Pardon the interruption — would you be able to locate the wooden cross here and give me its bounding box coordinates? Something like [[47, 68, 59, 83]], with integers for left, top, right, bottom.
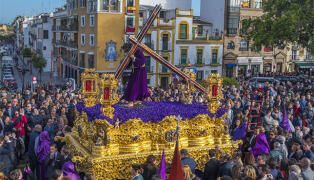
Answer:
[[115, 4, 206, 93], [129, 37, 206, 92], [115, 5, 162, 79]]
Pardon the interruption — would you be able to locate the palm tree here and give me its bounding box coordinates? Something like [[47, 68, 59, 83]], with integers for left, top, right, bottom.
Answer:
[[32, 55, 47, 85]]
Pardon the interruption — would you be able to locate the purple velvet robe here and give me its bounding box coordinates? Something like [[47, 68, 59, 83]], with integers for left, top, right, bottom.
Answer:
[[232, 123, 247, 141], [250, 133, 270, 157], [280, 104, 292, 133], [62, 162, 81, 180], [122, 49, 150, 102], [36, 131, 50, 180]]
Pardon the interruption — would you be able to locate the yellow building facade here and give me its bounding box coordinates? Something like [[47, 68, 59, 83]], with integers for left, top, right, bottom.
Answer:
[[54, 0, 139, 85]]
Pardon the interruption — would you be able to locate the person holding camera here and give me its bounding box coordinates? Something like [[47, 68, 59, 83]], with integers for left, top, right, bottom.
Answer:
[[0, 135, 14, 176]]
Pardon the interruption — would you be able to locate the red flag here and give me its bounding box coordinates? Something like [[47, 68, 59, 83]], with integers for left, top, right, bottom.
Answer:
[[169, 141, 184, 180]]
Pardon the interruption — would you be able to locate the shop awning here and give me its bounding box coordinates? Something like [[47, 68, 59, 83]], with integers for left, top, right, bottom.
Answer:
[[225, 64, 237, 68], [295, 62, 314, 68]]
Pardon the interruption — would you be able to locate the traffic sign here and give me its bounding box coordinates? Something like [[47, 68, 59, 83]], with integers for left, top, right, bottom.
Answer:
[[32, 76, 37, 81], [33, 81, 37, 84]]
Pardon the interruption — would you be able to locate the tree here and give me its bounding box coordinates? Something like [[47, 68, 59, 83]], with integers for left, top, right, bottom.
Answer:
[[32, 55, 47, 85], [22, 48, 31, 57], [242, 0, 314, 55]]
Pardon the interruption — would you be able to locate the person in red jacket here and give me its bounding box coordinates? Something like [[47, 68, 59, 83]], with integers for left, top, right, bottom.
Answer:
[[13, 108, 28, 139]]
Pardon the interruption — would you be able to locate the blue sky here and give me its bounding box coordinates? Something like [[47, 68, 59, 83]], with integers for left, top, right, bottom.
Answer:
[[0, 0, 66, 24], [192, 0, 201, 16], [0, 0, 200, 24]]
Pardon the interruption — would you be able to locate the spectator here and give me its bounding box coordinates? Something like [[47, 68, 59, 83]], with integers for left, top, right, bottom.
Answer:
[[300, 157, 314, 180], [270, 142, 283, 162], [0, 136, 13, 176], [243, 165, 257, 180], [51, 169, 64, 180], [28, 124, 42, 172], [218, 155, 232, 178], [231, 163, 243, 180], [182, 165, 200, 180], [61, 145, 72, 163], [9, 169, 22, 180], [36, 131, 50, 180], [288, 165, 303, 180], [142, 155, 157, 180], [204, 149, 219, 180], [45, 144, 64, 179], [263, 110, 275, 132], [180, 149, 197, 174], [61, 162, 80, 180], [131, 164, 144, 180]]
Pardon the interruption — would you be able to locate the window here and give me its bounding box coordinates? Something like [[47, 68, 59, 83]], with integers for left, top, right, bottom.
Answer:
[[211, 49, 218, 64], [227, 41, 235, 49], [227, 16, 239, 35], [126, 0, 135, 13], [43, 30, 49, 39], [254, 0, 262, 8], [160, 11, 165, 18], [227, 0, 240, 12], [90, 34, 95, 46], [241, 0, 250, 8], [100, 0, 120, 12], [179, 23, 188, 39], [306, 49, 313, 60], [90, 15, 95, 26], [81, 34, 85, 45], [145, 56, 151, 72], [81, 16, 85, 27], [196, 71, 204, 80], [162, 34, 169, 50], [88, 54, 94, 68], [180, 49, 187, 64], [211, 70, 218, 74], [197, 25, 203, 36], [144, 34, 152, 48], [139, 12, 143, 17], [292, 50, 298, 60], [74, 0, 78, 9], [126, 17, 135, 32], [196, 49, 203, 64], [239, 41, 248, 51], [80, 0, 86, 7], [80, 53, 85, 67], [88, 0, 97, 12]]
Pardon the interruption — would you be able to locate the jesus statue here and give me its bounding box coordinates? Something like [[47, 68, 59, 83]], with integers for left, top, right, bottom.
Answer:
[[121, 43, 150, 107]]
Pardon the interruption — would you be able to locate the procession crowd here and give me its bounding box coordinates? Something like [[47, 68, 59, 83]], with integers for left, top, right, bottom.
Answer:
[[0, 73, 313, 180]]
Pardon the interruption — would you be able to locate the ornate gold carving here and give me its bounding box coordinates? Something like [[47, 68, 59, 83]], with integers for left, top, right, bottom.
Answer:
[[57, 72, 240, 179], [81, 69, 100, 107], [205, 73, 223, 114], [99, 73, 119, 119]]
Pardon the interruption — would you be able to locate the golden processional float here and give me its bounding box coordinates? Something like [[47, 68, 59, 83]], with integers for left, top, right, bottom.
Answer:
[[55, 68, 241, 180]]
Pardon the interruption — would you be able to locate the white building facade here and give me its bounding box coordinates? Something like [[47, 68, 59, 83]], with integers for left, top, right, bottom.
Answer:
[[139, 6, 223, 88], [174, 9, 223, 80]]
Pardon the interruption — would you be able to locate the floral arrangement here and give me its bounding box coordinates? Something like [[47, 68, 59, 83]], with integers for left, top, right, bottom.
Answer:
[[76, 101, 227, 125]]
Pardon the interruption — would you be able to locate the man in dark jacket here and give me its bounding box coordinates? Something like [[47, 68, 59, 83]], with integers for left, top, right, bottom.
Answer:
[[28, 125, 42, 172], [44, 144, 64, 179], [3, 116, 20, 135], [218, 155, 232, 178], [29, 109, 43, 128], [0, 136, 14, 176], [180, 149, 197, 174], [204, 149, 219, 180]]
